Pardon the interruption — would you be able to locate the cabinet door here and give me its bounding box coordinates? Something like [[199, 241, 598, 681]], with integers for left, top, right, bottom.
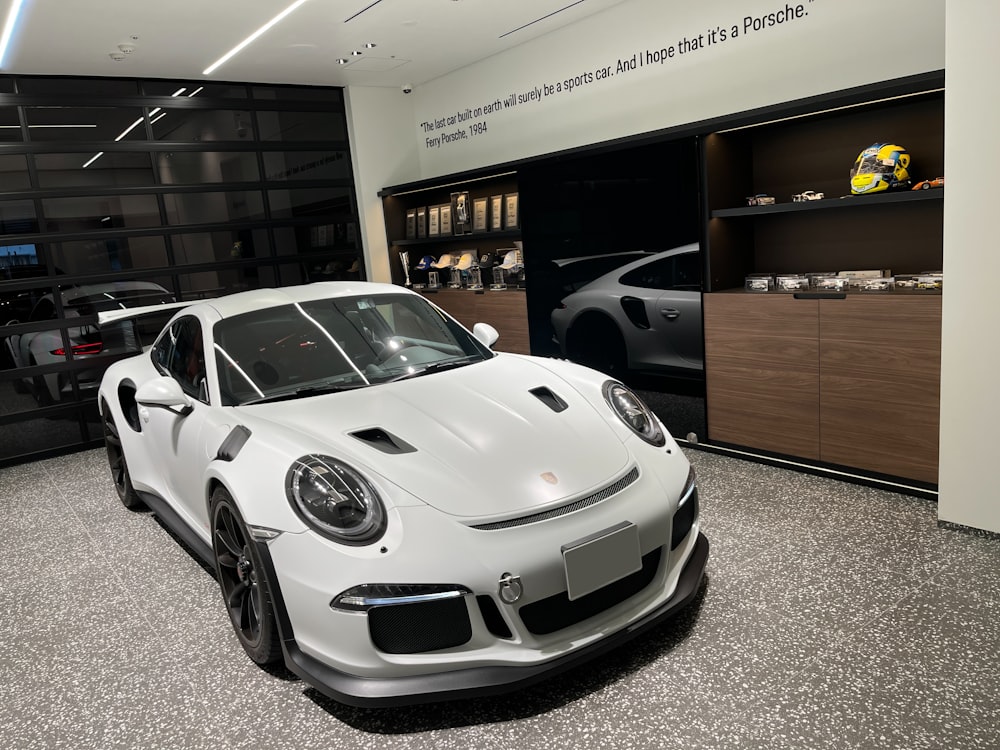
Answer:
[[819, 296, 941, 483], [704, 294, 820, 458]]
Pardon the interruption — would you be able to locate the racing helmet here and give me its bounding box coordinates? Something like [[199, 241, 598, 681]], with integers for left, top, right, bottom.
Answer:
[[850, 143, 911, 194]]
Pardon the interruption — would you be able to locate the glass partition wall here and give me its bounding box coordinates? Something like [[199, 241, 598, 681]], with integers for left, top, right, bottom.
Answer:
[[0, 77, 361, 464]]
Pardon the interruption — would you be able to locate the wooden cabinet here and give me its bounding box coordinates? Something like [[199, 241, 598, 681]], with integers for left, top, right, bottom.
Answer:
[[704, 292, 941, 483], [419, 288, 529, 355]]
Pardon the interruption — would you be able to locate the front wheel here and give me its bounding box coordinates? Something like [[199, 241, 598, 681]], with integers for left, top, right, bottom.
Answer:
[[103, 407, 143, 510], [568, 316, 628, 377], [211, 488, 281, 666]]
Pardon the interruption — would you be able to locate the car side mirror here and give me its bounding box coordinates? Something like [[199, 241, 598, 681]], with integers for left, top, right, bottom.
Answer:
[[136, 376, 194, 417], [472, 322, 500, 349]]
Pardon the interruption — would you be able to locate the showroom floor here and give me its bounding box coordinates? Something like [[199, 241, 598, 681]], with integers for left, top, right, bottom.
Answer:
[[2, 447, 998, 750]]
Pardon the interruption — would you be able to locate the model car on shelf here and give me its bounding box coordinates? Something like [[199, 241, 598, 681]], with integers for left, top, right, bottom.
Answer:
[[912, 177, 944, 190], [792, 190, 824, 201], [98, 281, 708, 707], [745, 194, 775, 206], [550, 244, 703, 377], [4, 281, 175, 404]]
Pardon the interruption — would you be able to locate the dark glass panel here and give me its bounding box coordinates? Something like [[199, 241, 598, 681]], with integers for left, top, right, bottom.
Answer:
[[272, 222, 358, 257], [262, 150, 351, 181], [0, 154, 30, 191], [252, 86, 342, 103], [301, 254, 362, 282], [0, 78, 14, 93], [0, 107, 22, 142], [151, 109, 255, 141], [0, 200, 38, 234], [267, 187, 352, 219], [256, 110, 347, 141], [176, 264, 266, 299], [41, 194, 161, 233], [0, 282, 53, 329], [34, 152, 154, 189], [143, 81, 247, 98], [170, 228, 269, 265], [156, 151, 260, 183], [0, 252, 47, 279], [276, 263, 308, 286], [45, 236, 169, 275], [24, 107, 149, 142], [162, 190, 265, 224], [17, 78, 139, 96], [0, 412, 85, 458]]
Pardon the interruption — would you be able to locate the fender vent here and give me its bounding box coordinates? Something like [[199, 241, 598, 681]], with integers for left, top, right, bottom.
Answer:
[[529, 386, 568, 413], [351, 428, 416, 455]]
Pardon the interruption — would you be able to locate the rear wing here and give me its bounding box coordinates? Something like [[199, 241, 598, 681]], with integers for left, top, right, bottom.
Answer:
[[97, 300, 197, 326]]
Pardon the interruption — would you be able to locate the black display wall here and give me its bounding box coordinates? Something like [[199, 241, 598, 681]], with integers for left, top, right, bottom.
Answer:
[[0, 76, 361, 466], [518, 138, 706, 439]]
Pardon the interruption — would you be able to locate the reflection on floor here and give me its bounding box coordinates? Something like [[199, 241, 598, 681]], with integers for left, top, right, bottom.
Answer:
[[1, 448, 998, 749]]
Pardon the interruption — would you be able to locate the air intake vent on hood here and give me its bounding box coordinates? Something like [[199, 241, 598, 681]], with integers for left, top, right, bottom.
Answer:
[[530, 386, 569, 413], [350, 428, 416, 455]]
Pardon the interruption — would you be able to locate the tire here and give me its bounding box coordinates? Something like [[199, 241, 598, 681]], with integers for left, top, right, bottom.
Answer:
[[103, 407, 143, 510], [211, 487, 281, 666], [921, 182, 930, 190], [568, 316, 628, 377], [29, 356, 53, 406]]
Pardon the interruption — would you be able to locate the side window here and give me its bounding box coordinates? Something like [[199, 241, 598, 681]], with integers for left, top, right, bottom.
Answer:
[[673, 252, 702, 290], [619, 257, 675, 290], [28, 297, 56, 321], [150, 316, 208, 403]]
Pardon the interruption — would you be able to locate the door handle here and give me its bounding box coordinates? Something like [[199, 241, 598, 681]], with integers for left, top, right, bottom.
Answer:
[[660, 308, 680, 320]]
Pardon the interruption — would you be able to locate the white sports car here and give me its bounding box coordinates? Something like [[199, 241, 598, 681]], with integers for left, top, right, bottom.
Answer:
[[98, 281, 708, 707]]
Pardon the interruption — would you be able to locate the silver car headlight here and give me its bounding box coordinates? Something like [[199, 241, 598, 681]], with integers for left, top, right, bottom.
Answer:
[[603, 381, 665, 447], [286, 455, 386, 545]]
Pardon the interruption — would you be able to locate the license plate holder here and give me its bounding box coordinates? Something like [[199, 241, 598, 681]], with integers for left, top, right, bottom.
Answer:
[[562, 521, 641, 601]]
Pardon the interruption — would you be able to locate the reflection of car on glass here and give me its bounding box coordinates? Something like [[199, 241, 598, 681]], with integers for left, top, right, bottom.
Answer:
[[912, 177, 944, 191], [98, 281, 707, 707], [550, 244, 703, 377], [4, 280, 174, 403]]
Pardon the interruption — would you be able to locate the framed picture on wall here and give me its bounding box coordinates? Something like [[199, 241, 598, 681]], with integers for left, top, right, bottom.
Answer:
[[472, 197, 488, 232], [490, 195, 503, 231], [405, 209, 416, 240], [416, 207, 427, 238], [428, 205, 440, 236], [503, 192, 519, 230], [439, 204, 453, 235]]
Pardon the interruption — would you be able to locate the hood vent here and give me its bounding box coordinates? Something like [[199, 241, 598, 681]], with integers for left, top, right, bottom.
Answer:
[[350, 428, 416, 455], [530, 386, 569, 413]]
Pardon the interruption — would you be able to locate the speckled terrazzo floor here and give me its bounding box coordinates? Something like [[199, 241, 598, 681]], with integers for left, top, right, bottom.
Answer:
[[2, 448, 998, 750]]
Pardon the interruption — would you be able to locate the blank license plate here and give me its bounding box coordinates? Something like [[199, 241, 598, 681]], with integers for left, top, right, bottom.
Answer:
[[562, 521, 641, 601]]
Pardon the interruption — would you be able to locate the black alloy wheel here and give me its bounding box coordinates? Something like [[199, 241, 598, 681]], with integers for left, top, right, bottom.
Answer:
[[570, 316, 628, 377], [103, 407, 142, 509], [211, 487, 280, 666]]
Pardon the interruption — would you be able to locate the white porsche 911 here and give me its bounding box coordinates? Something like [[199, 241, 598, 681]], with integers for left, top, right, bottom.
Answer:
[[98, 281, 708, 707]]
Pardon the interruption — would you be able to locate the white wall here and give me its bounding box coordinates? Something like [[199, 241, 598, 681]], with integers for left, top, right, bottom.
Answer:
[[938, 0, 1000, 533], [408, 0, 944, 180], [344, 86, 420, 283]]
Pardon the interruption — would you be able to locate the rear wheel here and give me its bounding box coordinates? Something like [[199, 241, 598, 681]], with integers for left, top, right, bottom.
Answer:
[[103, 407, 143, 510], [568, 315, 628, 377], [211, 487, 281, 666]]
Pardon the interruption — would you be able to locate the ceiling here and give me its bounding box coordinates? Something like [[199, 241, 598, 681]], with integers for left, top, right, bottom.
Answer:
[[2, 0, 629, 89]]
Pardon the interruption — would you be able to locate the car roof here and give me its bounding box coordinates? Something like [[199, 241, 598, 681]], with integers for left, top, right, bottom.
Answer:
[[202, 281, 413, 320]]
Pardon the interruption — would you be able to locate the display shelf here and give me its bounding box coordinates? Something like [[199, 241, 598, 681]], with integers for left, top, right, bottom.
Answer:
[[711, 188, 942, 219], [391, 229, 520, 247]]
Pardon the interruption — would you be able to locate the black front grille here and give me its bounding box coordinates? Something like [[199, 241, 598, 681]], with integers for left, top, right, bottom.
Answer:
[[368, 597, 472, 654], [671, 489, 698, 550], [518, 547, 663, 635]]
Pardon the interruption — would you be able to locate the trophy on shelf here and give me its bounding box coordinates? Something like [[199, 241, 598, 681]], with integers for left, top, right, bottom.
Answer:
[[491, 267, 506, 290], [398, 250, 411, 287], [448, 268, 463, 288], [468, 267, 483, 291], [427, 271, 440, 290]]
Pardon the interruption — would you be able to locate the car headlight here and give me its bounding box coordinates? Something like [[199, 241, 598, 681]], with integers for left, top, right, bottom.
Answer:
[[286, 455, 386, 545], [603, 381, 665, 447]]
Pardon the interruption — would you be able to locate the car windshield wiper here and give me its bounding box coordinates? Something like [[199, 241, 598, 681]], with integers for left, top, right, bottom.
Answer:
[[380, 355, 482, 383], [245, 381, 367, 404]]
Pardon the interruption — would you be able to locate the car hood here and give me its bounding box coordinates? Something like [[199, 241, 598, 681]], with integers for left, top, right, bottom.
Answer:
[[239, 356, 631, 519]]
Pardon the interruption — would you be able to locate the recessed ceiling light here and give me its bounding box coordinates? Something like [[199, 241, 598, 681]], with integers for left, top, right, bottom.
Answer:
[[364, 42, 377, 49], [337, 58, 349, 64], [351, 50, 363, 56]]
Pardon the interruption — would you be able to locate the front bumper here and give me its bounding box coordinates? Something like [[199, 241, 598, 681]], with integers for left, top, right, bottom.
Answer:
[[258, 531, 708, 707]]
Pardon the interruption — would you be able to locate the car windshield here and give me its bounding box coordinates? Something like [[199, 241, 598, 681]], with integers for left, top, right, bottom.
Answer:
[[213, 292, 494, 405]]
